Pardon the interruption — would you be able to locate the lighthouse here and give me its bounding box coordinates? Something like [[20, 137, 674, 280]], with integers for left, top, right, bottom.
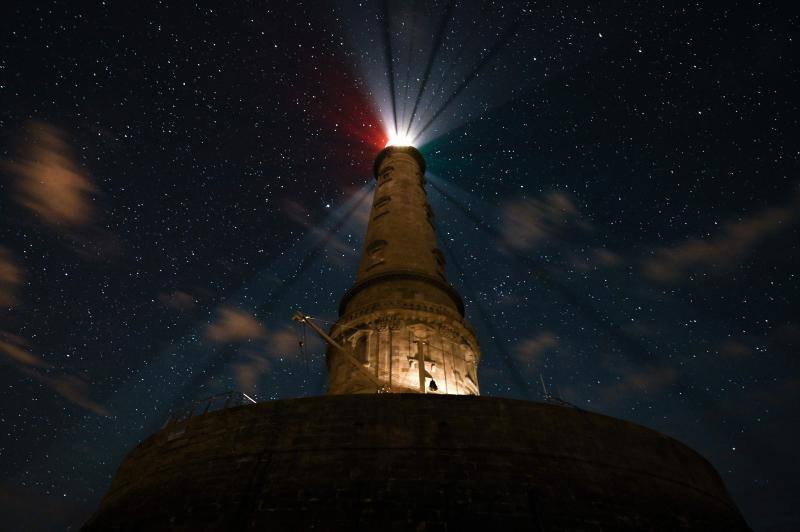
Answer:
[[83, 146, 750, 531], [320, 145, 479, 395]]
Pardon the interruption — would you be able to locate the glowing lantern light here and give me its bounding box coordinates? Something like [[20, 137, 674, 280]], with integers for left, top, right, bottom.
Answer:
[[385, 132, 415, 147]]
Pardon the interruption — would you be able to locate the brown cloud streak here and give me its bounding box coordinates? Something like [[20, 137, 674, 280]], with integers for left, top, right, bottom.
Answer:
[[205, 307, 312, 392], [0, 247, 24, 307], [501, 192, 580, 251], [515, 332, 558, 363], [0, 334, 110, 416], [206, 307, 267, 344], [643, 204, 796, 283], [7, 121, 96, 228]]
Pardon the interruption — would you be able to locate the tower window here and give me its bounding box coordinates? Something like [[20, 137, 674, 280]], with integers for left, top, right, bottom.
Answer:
[[425, 204, 435, 229], [373, 196, 391, 221], [366, 239, 388, 269], [367, 239, 388, 254], [378, 166, 394, 185], [432, 248, 446, 270]]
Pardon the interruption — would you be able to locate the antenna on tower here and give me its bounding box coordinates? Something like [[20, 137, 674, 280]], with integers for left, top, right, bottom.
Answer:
[[539, 373, 581, 410], [539, 374, 549, 399]]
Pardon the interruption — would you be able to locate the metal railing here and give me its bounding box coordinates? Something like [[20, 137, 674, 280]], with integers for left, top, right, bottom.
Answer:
[[163, 391, 257, 427]]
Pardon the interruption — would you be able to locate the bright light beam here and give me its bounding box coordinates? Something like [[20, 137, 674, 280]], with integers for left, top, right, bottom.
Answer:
[[385, 132, 416, 147]]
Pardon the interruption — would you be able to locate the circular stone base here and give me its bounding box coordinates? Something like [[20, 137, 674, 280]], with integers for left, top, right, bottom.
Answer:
[[83, 394, 749, 531]]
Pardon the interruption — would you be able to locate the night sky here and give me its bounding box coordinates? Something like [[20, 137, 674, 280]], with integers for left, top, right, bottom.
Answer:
[[1, 1, 798, 530]]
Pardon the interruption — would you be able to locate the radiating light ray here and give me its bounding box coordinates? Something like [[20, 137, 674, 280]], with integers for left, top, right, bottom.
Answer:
[[411, 18, 523, 145], [354, 1, 618, 148], [102, 183, 373, 427], [381, 0, 399, 136], [412, 3, 487, 134], [402, 0, 457, 138], [398, 0, 419, 137]]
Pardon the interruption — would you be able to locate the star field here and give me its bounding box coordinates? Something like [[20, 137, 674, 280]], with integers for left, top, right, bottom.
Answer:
[[1, 1, 798, 530]]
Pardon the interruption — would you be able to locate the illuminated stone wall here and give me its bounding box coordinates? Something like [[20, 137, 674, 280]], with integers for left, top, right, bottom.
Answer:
[[327, 301, 479, 395]]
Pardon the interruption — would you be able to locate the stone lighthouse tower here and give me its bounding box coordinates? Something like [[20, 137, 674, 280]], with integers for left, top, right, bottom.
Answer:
[[83, 145, 751, 531], [326, 145, 479, 395]]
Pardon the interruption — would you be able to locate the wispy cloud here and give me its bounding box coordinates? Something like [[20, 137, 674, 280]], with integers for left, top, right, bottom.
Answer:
[[21, 369, 111, 417], [230, 352, 271, 391], [501, 192, 581, 251], [205, 307, 266, 344], [1, 251, 108, 415], [0, 334, 46, 368], [596, 364, 679, 408], [623, 366, 679, 392], [228, 324, 309, 392], [592, 247, 623, 267], [769, 322, 800, 352], [205, 308, 311, 391], [0, 333, 109, 416], [643, 203, 796, 284], [159, 290, 197, 311], [279, 193, 368, 267], [515, 332, 558, 363], [7, 121, 97, 228], [0, 247, 24, 308], [717, 339, 753, 360], [268, 326, 303, 355], [5, 121, 119, 260]]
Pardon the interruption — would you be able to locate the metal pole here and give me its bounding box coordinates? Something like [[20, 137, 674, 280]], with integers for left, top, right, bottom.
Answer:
[[241, 392, 257, 404], [416, 339, 426, 393], [293, 312, 387, 390]]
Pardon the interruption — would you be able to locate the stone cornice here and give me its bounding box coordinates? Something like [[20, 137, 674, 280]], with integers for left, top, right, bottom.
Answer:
[[339, 270, 465, 317], [373, 145, 426, 178]]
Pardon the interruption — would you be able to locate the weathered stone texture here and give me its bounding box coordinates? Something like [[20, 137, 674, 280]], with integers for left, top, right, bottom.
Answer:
[[328, 146, 480, 395], [82, 394, 750, 531]]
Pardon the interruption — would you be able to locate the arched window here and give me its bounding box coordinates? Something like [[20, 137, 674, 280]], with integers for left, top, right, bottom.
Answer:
[[354, 335, 368, 364]]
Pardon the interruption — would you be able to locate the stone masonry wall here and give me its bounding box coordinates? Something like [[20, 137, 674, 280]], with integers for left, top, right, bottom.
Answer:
[[83, 394, 750, 531]]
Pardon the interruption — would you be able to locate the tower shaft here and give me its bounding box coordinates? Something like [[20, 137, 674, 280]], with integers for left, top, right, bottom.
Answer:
[[326, 146, 480, 395]]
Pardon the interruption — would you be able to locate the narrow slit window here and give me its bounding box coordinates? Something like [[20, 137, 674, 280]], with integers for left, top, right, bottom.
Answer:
[[426, 204, 435, 229], [366, 239, 388, 269], [432, 248, 446, 271], [378, 166, 394, 183]]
